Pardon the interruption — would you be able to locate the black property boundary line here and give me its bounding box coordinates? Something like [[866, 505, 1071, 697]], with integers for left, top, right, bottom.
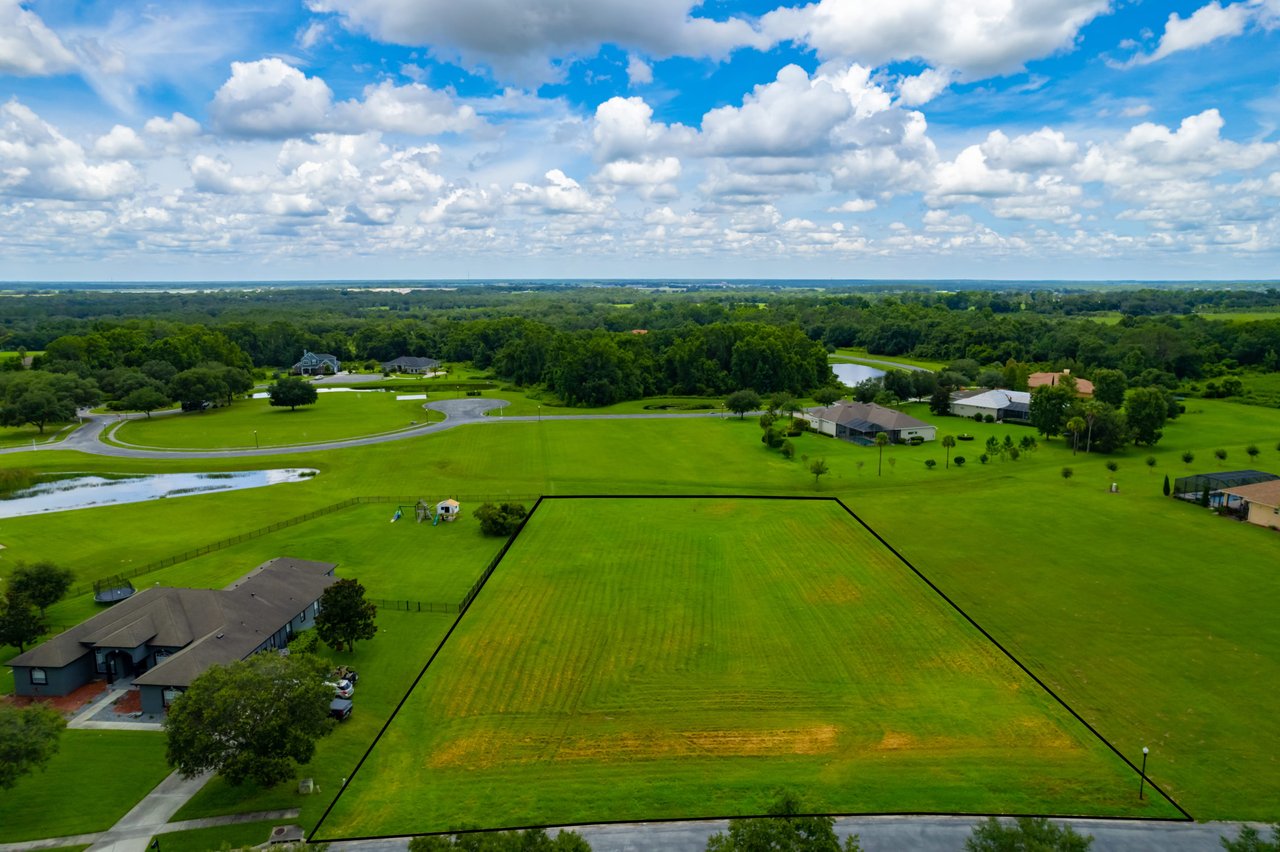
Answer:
[[828, 496, 1193, 823], [308, 495, 548, 843], [309, 493, 1191, 844]]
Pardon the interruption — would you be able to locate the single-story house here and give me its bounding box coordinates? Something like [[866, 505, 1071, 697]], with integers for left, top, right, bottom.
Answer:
[[801, 401, 936, 444], [381, 356, 440, 374], [7, 558, 337, 714], [1029, 370, 1094, 397], [292, 351, 341, 375], [950, 389, 1032, 423], [1219, 480, 1280, 529]]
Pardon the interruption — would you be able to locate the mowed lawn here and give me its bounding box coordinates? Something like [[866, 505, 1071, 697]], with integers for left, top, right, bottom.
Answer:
[[110, 392, 442, 449], [316, 498, 1181, 838], [0, 730, 170, 842]]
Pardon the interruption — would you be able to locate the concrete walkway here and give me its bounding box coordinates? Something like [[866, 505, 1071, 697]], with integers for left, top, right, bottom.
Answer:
[[65, 684, 129, 729], [0, 809, 300, 852], [83, 770, 216, 852]]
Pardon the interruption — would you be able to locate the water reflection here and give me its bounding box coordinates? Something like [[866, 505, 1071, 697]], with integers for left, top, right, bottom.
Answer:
[[0, 469, 318, 518]]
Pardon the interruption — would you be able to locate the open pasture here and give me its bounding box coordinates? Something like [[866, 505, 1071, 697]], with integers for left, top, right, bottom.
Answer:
[[110, 391, 443, 450], [316, 497, 1179, 839]]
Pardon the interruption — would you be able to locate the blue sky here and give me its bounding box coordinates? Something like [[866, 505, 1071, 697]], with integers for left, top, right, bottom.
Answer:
[[1, 0, 1278, 281]]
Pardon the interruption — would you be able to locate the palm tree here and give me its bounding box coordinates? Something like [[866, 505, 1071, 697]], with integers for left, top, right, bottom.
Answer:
[[1066, 416, 1086, 455], [941, 434, 956, 469], [874, 431, 890, 476]]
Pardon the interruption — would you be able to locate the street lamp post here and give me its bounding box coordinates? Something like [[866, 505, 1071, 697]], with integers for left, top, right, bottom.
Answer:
[[1138, 746, 1149, 800], [538, 405, 542, 422], [253, 430, 259, 449]]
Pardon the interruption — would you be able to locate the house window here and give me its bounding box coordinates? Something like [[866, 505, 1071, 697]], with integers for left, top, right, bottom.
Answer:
[[30, 668, 47, 685]]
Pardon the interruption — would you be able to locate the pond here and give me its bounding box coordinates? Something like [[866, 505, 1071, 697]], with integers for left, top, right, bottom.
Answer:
[[0, 469, 319, 519], [831, 362, 886, 387]]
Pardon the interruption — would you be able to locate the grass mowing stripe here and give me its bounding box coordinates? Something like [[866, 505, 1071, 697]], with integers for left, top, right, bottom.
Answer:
[[308, 496, 546, 842], [831, 497, 1192, 821]]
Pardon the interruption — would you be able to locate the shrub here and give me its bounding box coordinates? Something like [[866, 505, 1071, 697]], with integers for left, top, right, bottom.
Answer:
[[475, 502, 528, 537], [979, 454, 989, 464], [780, 440, 796, 460], [1215, 448, 1228, 461], [924, 459, 936, 469], [972, 413, 984, 422], [1182, 450, 1195, 465], [1106, 460, 1119, 472], [953, 456, 966, 467], [1246, 444, 1260, 460], [1061, 467, 1074, 480], [984, 414, 995, 423]]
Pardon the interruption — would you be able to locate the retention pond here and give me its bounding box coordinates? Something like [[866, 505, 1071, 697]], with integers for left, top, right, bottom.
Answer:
[[0, 469, 318, 518]]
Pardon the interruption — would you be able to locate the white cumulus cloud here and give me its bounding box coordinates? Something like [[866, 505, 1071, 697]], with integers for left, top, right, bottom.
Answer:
[[0, 99, 137, 200], [761, 0, 1111, 80], [1128, 1, 1259, 65], [211, 59, 334, 137], [0, 0, 76, 76]]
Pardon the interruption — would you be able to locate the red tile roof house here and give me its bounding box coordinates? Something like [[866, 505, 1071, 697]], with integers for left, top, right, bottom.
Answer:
[[7, 558, 336, 715], [1028, 370, 1094, 397]]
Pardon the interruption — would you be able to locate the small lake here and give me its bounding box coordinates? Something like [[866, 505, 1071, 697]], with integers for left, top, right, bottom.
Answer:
[[0, 469, 318, 518], [831, 362, 886, 386]]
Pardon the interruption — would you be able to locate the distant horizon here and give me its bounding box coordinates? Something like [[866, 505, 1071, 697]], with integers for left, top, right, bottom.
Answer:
[[3, 277, 1279, 290]]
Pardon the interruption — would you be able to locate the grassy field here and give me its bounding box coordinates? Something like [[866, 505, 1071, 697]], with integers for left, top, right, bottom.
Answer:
[[4, 396, 1280, 838], [109, 392, 444, 449], [0, 421, 77, 448], [0, 730, 170, 842], [1195, 311, 1280, 322], [316, 498, 1180, 838], [832, 347, 946, 371]]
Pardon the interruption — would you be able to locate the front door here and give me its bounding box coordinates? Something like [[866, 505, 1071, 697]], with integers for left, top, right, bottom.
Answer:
[[105, 650, 134, 683]]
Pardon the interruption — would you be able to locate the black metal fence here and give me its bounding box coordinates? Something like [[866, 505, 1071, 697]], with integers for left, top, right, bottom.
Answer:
[[369, 598, 459, 614]]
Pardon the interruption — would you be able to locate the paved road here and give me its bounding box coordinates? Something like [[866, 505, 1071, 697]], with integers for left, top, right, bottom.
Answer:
[[326, 816, 1258, 852], [0, 398, 733, 460]]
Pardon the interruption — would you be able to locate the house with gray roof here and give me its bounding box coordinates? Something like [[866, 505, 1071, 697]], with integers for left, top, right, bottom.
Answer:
[[7, 557, 336, 714], [292, 351, 340, 375], [950, 388, 1032, 423], [381, 355, 441, 374], [801, 401, 936, 444]]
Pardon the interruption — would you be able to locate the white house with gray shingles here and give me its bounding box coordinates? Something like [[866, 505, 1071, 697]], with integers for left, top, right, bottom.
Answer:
[[801, 401, 936, 443], [950, 389, 1032, 423], [7, 558, 336, 714]]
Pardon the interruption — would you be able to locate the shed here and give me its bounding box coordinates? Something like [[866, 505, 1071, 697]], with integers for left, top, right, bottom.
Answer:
[[436, 499, 460, 522]]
